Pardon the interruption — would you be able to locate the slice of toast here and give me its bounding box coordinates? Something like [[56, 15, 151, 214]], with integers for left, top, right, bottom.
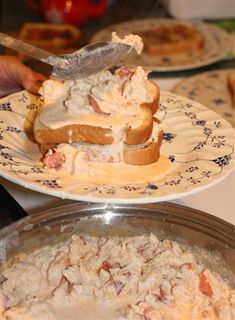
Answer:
[[19, 22, 81, 50], [34, 74, 160, 147], [34, 121, 114, 145], [125, 81, 160, 145], [138, 23, 204, 56], [34, 102, 155, 146], [18, 23, 81, 60], [227, 72, 235, 109], [123, 130, 163, 165], [41, 128, 163, 167]]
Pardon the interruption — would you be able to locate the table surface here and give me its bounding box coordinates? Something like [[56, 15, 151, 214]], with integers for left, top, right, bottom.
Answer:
[[0, 76, 234, 225]]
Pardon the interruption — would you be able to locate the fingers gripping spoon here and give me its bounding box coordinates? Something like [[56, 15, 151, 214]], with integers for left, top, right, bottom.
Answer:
[[0, 32, 132, 80]]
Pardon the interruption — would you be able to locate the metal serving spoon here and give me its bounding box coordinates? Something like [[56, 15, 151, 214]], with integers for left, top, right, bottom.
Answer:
[[0, 32, 132, 80]]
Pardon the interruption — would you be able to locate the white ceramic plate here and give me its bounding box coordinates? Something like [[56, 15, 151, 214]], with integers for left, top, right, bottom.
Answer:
[[0, 90, 234, 203], [91, 18, 233, 72], [172, 69, 235, 128]]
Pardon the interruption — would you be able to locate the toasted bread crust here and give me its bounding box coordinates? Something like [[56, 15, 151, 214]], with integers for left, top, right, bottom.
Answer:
[[124, 130, 163, 165], [143, 81, 160, 115], [125, 106, 153, 145], [34, 80, 160, 146], [124, 81, 160, 145], [40, 130, 163, 166], [138, 24, 204, 56], [19, 23, 81, 50], [34, 123, 113, 145]]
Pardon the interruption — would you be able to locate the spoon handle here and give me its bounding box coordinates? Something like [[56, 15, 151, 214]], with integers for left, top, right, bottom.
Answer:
[[0, 32, 57, 65]]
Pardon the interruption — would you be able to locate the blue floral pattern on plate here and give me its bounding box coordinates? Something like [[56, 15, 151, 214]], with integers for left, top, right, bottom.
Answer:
[[0, 90, 234, 203], [173, 69, 235, 128]]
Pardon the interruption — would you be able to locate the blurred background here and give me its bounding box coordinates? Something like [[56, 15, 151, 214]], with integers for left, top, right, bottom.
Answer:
[[1, 1, 234, 33], [0, 0, 167, 46], [0, 0, 166, 30], [0, 0, 234, 70]]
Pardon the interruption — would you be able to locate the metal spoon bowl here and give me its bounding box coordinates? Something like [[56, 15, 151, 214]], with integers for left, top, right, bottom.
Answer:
[[0, 32, 132, 80], [49, 41, 132, 80]]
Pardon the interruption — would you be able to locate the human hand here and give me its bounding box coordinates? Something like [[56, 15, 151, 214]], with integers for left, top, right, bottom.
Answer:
[[0, 55, 47, 97]]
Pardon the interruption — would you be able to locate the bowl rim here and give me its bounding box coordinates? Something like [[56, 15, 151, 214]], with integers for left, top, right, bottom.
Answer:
[[1, 201, 234, 246]]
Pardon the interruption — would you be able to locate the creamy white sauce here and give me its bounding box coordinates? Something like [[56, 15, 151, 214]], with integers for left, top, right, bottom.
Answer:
[[1, 234, 234, 320], [38, 100, 146, 130], [38, 66, 152, 134], [111, 32, 144, 54], [44, 122, 170, 186], [74, 156, 171, 185], [55, 141, 171, 185]]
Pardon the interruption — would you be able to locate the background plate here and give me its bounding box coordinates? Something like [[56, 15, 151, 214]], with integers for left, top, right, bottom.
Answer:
[[0, 90, 234, 203], [172, 69, 235, 128], [91, 18, 233, 72]]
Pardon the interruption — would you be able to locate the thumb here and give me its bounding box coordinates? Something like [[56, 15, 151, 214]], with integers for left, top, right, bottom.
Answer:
[[22, 71, 46, 94]]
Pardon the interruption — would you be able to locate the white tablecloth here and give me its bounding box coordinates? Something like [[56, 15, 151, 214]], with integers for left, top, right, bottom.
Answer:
[[1, 77, 234, 224]]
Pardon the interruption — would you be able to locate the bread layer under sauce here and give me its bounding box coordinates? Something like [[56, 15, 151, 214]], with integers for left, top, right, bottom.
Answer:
[[38, 66, 152, 130]]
